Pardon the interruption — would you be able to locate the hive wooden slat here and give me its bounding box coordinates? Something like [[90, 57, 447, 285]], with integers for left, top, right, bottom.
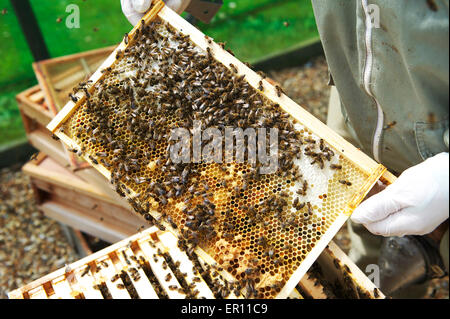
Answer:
[[94, 257, 131, 299], [40, 201, 135, 244], [317, 241, 384, 299], [115, 247, 160, 299], [137, 238, 186, 299], [298, 275, 328, 299], [51, 276, 76, 299], [156, 232, 218, 299], [28, 286, 48, 299], [8, 212, 383, 299], [72, 267, 104, 299]]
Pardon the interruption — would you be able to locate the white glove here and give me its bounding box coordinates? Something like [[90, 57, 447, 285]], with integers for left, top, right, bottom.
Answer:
[[351, 152, 449, 237], [121, 0, 192, 25]]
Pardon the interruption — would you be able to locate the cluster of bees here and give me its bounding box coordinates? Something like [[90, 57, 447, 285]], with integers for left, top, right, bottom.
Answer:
[[63, 18, 354, 298]]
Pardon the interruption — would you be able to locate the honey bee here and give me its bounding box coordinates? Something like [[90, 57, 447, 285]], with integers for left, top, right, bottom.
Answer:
[[333, 258, 340, 269], [275, 85, 284, 97], [68, 93, 78, 103], [81, 265, 91, 277], [30, 152, 39, 161], [258, 80, 264, 91], [229, 63, 238, 74], [339, 180, 352, 186], [111, 273, 120, 282], [373, 288, 380, 298]]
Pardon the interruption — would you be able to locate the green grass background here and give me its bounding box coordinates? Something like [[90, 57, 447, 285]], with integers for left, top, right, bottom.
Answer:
[[0, 0, 317, 147]]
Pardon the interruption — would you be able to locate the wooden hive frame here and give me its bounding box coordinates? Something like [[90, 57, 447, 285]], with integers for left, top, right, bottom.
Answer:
[[45, 0, 393, 298], [31, 46, 114, 169]]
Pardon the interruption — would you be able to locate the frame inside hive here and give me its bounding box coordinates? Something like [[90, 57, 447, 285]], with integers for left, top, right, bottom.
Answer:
[[47, 1, 387, 299], [33, 46, 114, 169]]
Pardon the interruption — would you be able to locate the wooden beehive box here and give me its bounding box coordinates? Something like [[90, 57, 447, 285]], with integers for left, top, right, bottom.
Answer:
[[29, 46, 114, 169], [33, 46, 115, 115], [47, 1, 391, 298]]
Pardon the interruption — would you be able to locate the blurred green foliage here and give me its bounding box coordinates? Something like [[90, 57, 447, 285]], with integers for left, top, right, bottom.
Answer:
[[0, 0, 317, 147]]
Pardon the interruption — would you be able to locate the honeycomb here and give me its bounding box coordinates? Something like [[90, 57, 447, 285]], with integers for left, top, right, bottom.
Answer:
[[56, 13, 382, 298]]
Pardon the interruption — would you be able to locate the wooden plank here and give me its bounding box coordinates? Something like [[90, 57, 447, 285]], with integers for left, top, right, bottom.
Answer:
[[37, 182, 145, 236], [287, 288, 303, 299], [17, 95, 52, 128], [115, 247, 160, 299], [137, 237, 186, 299], [25, 130, 134, 210], [28, 286, 48, 299], [40, 201, 133, 243], [51, 276, 75, 299], [8, 227, 160, 298], [157, 232, 215, 299], [93, 257, 131, 299], [29, 89, 45, 104], [71, 266, 104, 299], [9, 219, 370, 299], [28, 131, 68, 166], [24, 156, 146, 231], [298, 275, 327, 299], [320, 241, 384, 299], [24, 156, 96, 194]]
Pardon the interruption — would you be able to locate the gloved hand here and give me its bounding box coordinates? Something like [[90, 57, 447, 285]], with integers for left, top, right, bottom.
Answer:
[[121, 0, 192, 25], [351, 152, 449, 237]]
